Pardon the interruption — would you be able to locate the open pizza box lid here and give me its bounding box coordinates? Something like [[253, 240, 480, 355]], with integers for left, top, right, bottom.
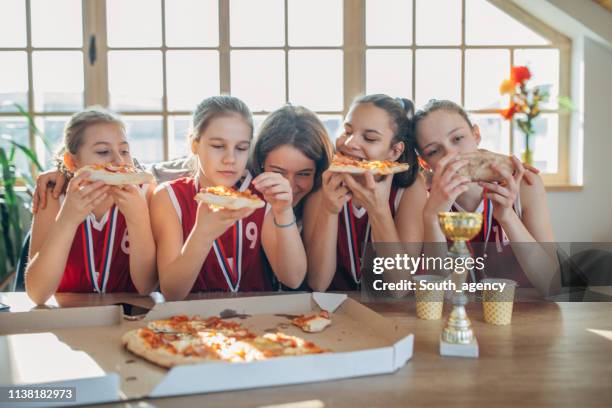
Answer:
[[0, 293, 413, 406]]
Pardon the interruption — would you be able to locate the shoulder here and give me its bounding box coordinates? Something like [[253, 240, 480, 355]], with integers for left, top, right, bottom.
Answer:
[[398, 173, 427, 203]]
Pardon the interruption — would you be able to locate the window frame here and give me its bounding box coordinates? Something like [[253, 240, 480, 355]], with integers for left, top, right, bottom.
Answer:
[[0, 0, 572, 185]]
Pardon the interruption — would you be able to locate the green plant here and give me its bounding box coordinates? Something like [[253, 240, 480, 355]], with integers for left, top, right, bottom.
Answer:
[[0, 103, 49, 286]]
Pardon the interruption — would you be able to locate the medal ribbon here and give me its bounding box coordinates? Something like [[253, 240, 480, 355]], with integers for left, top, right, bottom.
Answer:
[[212, 221, 243, 292], [81, 206, 118, 293], [343, 200, 371, 284]]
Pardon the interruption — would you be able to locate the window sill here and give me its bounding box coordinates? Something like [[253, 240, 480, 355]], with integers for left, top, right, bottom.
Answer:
[[545, 184, 583, 192]]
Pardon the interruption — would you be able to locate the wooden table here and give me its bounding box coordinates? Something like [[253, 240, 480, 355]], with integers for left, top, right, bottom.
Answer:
[[1, 292, 611, 407]]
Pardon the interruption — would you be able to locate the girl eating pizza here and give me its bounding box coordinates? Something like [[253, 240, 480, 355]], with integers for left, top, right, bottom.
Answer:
[[150, 96, 307, 300], [26, 107, 157, 305], [413, 99, 560, 295], [303, 94, 428, 291]]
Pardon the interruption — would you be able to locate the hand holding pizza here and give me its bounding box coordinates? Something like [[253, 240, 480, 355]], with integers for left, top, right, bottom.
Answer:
[[479, 155, 525, 224], [341, 171, 392, 215], [56, 172, 110, 228], [252, 172, 293, 217], [320, 170, 352, 215], [195, 200, 255, 242], [109, 185, 149, 224], [424, 153, 471, 220]]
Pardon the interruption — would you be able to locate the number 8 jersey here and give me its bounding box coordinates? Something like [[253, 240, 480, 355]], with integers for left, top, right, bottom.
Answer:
[[162, 174, 272, 292]]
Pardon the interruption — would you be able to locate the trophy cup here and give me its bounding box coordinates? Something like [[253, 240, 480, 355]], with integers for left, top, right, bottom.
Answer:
[[438, 212, 483, 358]]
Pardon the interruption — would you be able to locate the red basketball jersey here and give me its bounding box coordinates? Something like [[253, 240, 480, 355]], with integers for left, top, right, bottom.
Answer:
[[163, 175, 271, 292], [58, 204, 135, 293], [332, 186, 405, 291], [451, 195, 531, 287]]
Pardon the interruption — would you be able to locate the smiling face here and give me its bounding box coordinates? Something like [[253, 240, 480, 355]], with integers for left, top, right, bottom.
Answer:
[[72, 122, 133, 168], [336, 102, 404, 162], [415, 109, 481, 170], [192, 114, 252, 187], [263, 144, 316, 207]]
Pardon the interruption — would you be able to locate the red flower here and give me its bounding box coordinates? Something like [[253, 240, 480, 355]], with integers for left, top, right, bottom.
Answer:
[[500, 102, 519, 120], [511, 66, 531, 84]]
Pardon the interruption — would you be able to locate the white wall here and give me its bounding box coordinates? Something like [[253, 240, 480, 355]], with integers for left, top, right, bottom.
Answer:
[[547, 38, 612, 241], [511, 0, 612, 241]]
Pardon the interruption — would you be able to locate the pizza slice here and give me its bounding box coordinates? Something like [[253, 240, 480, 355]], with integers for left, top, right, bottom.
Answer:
[[328, 153, 410, 175], [454, 150, 516, 182], [195, 186, 265, 211], [75, 163, 154, 185], [291, 310, 332, 333]]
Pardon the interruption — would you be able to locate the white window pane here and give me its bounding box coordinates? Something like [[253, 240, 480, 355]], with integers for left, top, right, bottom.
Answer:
[[288, 0, 342, 46], [31, 0, 82, 47], [168, 115, 191, 160], [108, 51, 163, 111], [513, 113, 558, 173], [165, 0, 218, 47], [230, 0, 284, 46], [107, 0, 162, 47], [167, 51, 220, 112], [366, 0, 412, 46], [318, 114, 343, 142], [366, 49, 412, 98], [289, 50, 343, 111], [415, 49, 461, 107], [33, 51, 84, 112], [416, 0, 460, 45], [34, 116, 69, 169], [0, 118, 30, 175], [253, 114, 268, 136], [471, 114, 510, 155], [465, 49, 509, 110], [0, 0, 26, 47], [125, 116, 164, 164], [231, 51, 285, 112], [514, 49, 559, 109], [466, 0, 549, 46], [0, 52, 28, 112]]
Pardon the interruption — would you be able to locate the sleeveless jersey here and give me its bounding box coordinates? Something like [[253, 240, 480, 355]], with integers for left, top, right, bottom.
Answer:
[[451, 194, 531, 287], [332, 186, 405, 290], [163, 174, 271, 292], [57, 185, 149, 293]]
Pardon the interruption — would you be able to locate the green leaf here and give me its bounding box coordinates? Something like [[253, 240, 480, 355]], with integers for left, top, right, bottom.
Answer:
[[2, 136, 44, 171], [13, 102, 53, 154], [558, 96, 575, 112]]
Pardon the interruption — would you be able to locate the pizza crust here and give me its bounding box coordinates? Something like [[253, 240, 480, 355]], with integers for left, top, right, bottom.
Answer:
[[194, 191, 265, 211], [328, 154, 410, 175], [76, 164, 154, 185], [292, 311, 332, 333], [122, 329, 210, 368], [454, 150, 515, 182]]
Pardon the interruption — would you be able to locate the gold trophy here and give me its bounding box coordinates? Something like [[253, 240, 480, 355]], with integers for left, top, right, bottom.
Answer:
[[438, 212, 483, 358]]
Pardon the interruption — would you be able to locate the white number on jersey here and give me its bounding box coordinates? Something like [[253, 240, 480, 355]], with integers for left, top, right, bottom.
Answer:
[[245, 221, 258, 249]]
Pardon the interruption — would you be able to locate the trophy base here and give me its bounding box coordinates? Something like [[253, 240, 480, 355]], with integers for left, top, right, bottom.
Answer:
[[439, 336, 479, 358]]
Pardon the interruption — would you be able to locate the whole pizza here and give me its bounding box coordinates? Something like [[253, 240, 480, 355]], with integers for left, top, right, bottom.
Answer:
[[122, 315, 329, 368]]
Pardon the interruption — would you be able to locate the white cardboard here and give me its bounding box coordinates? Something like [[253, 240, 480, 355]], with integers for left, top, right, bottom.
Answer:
[[0, 293, 414, 406]]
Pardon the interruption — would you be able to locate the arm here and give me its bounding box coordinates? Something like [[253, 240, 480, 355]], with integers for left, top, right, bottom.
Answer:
[[481, 158, 560, 295], [255, 172, 307, 289], [26, 176, 109, 305], [151, 186, 253, 301], [110, 183, 158, 295], [303, 171, 350, 292]]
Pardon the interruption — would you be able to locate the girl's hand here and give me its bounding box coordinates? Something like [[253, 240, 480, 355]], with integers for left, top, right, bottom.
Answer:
[[195, 201, 255, 242], [252, 172, 293, 217], [56, 172, 109, 227], [32, 170, 67, 213], [341, 172, 392, 216], [521, 162, 540, 186], [320, 170, 352, 215], [479, 156, 525, 224], [109, 185, 148, 224], [423, 154, 471, 219]]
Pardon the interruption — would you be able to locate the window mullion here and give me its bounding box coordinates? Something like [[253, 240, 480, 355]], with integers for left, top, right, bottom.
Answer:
[[83, 0, 109, 107], [343, 0, 365, 117], [219, 0, 230, 94], [161, 0, 169, 161]]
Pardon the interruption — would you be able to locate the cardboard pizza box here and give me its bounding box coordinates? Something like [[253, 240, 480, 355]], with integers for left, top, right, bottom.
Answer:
[[0, 293, 413, 406]]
